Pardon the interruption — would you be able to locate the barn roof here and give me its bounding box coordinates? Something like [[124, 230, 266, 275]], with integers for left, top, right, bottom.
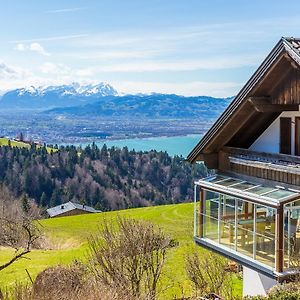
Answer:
[[46, 201, 100, 217], [187, 37, 300, 163]]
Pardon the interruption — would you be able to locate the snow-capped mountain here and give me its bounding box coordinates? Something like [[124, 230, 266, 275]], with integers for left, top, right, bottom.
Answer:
[[0, 82, 118, 110], [16, 82, 117, 97]]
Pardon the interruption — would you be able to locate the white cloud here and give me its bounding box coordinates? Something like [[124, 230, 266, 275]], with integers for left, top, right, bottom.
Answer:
[[75, 68, 94, 77], [78, 54, 260, 74], [46, 7, 87, 13], [0, 62, 28, 80], [29, 43, 50, 56], [112, 81, 241, 97], [14, 42, 50, 56], [0, 60, 242, 97], [10, 34, 88, 44], [40, 62, 71, 75], [14, 43, 26, 51]]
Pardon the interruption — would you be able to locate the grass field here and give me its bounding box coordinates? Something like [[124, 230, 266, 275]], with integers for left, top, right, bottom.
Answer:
[[0, 203, 242, 298], [0, 137, 55, 153]]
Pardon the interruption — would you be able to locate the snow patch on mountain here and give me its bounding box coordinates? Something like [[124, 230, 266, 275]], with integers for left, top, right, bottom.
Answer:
[[16, 82, 118, 97]]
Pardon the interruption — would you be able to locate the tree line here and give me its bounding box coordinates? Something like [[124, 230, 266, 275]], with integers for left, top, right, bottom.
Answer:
[[0, 143, 207, 210]]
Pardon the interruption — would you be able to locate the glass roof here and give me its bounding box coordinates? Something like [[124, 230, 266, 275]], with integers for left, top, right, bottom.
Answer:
[[197, 175, 300, 206]]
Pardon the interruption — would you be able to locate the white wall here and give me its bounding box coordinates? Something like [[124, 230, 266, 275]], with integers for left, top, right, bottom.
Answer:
[[249, 110, 300, 154], [243, 267, 277, 297]]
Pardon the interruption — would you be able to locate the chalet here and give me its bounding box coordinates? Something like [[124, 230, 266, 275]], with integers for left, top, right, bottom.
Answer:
[[188, 37, 300, 297], [46, 201, 100, 218]]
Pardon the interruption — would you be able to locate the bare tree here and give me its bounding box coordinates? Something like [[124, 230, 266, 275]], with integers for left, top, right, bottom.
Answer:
[[185, 250, 234, 299], [0, 186, 40, 272], [88, 216, 174, 300]]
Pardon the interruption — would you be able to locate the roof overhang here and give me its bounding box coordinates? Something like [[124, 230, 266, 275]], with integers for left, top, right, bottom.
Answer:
[[188, 37, 300, 163]]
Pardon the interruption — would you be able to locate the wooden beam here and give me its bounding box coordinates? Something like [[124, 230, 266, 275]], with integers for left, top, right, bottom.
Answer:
[[199, 189, 204, 238], [275, 204, 284, 273], [200, 153, 218, 169], [248, 97, 299, 112]]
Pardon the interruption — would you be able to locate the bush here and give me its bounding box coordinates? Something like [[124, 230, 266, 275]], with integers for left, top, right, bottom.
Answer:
[[0, 263, 135, 300], [88, 216, 175, 300], [186, 250, 234, 299]]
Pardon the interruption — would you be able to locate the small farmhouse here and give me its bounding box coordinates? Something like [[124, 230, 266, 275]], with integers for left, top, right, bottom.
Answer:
[[46, 201, 100, 218], [188, 37, 300, 297]]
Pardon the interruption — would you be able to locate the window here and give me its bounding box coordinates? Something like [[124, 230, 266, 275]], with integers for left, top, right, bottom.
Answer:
[[197, 189, 276, 268], [284, 200, 300, 269], [280, 117, 291, 155]]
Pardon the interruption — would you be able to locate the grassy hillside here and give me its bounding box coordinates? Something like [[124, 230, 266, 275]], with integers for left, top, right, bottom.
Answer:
[[0, 137, 55, 153], [0, 203, 242, 298]]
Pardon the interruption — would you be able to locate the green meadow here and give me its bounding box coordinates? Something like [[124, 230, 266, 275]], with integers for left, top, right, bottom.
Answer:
[[0, 138, 55, 153], [0, 203, 242, 298]]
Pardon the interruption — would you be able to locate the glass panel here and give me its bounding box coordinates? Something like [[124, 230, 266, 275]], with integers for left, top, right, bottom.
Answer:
[[255, 205, 275, 267], [208, 176, 227, 183], [284, 200, 300, 270], [233, 182, 257, 191], [203, 190, 219, 242], [249, 186, 276, 195], [219, 195, 236, 250], [266, 190, 295, 200], [195, 183, 282, 269], [236, 200, 254, 258], [217, 178, 242, 187]]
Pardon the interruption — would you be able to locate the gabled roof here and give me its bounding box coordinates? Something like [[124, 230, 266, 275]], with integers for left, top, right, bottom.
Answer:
[[188, 37, 300, 163], [46, 201, 100, 217]]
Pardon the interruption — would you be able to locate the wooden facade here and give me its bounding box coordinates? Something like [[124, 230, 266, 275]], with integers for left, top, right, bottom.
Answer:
[[218, 147, 300, 188]]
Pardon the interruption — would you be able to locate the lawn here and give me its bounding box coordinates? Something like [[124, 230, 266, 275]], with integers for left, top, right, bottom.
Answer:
[[0, 203, 242, 298]]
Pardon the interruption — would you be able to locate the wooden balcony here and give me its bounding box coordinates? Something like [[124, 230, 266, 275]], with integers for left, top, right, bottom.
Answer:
[[219, 147, 300, 187]]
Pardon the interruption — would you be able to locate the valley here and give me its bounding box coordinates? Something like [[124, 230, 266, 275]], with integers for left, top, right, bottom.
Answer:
[[0, 83, 231, 146], [0, 112, 211, 145]]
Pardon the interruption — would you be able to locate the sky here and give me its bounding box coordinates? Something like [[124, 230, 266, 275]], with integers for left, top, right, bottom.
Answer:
[[2, 0, 300, 96]]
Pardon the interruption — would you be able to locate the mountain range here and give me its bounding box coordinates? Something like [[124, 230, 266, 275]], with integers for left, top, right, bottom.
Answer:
[[0, 82, 117, 110], [0, 82, 232, 119]]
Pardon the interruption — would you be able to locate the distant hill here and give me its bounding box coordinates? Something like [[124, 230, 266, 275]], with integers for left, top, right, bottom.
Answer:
[[45, 93, 232, 119], [0, 82, 117, 110], [0, 83, 232, 119]]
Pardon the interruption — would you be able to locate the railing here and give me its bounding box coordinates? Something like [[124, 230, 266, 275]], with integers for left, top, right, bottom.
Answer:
[[219, 147, 300, 185]]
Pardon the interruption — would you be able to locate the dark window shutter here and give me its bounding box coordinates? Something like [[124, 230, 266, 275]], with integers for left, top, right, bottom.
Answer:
[[280, 117, 291, 154], [295, 117, 300, 156]]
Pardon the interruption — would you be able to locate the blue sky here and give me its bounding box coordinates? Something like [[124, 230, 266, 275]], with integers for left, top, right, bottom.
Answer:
[[1, 0, 300, 96]]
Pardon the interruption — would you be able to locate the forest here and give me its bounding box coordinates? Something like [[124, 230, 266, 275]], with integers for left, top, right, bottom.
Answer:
[[0, 143, 207, 211]]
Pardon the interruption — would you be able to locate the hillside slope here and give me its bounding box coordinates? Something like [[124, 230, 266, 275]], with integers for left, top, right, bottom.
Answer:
[[0, 203, 242, 299], [0, 145, 206, 210]]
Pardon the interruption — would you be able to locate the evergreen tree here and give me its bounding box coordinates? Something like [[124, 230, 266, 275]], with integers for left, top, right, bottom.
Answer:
[[22, 194, 30, 213]]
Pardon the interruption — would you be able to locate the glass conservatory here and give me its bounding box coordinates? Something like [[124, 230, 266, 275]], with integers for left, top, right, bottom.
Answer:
[[194, 175, 300, 276]]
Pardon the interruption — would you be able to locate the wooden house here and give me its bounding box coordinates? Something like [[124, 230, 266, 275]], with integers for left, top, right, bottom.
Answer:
[[188, 37, 300, 296], [46, 201, 100, 218]]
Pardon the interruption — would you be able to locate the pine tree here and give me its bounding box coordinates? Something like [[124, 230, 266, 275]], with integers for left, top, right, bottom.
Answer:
[[22, 194, 30, 213]]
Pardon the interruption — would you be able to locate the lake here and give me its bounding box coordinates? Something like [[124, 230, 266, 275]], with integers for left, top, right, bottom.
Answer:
[[72, 135, 201, 157]]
